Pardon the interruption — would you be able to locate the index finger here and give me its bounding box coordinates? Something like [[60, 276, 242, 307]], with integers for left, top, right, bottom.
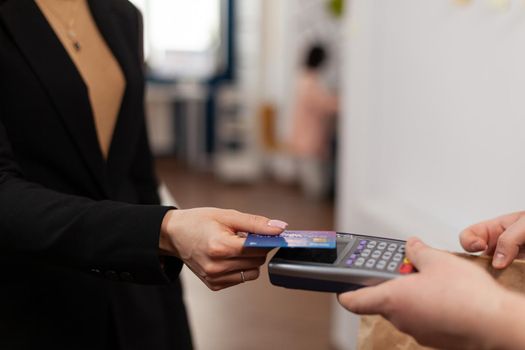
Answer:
[[459, 221, 491, 253], [220, 210, 287, 235]]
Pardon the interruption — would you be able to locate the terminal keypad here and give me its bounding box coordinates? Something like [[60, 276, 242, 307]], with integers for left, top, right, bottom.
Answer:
[[344, 238, 413, 274]]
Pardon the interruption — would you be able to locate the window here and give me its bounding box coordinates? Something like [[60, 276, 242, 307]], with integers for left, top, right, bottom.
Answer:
[[130, 0, 223, 79]]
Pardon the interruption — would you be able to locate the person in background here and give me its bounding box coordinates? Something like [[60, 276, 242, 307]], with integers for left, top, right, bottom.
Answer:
[[0, 0, 287, 349], [338, 211, 525, 350], [288, 43, 339, 199]]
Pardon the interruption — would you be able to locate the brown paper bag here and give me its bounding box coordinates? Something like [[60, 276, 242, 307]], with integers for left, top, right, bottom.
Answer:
[[357, 254, 525, 350]]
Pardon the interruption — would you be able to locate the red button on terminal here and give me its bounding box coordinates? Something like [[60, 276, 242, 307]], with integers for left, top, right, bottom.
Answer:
[[399, 263, 413, 274]]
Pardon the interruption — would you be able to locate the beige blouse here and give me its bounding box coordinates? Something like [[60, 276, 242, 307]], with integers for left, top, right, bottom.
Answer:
[[35, 0, 126, 159], [289, 71, 339, 159]]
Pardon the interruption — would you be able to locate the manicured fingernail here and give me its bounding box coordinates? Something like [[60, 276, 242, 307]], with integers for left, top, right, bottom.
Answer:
[[470, 240, 486, 251], [493, 253, 506, 268], [268, 219, 288, 229]]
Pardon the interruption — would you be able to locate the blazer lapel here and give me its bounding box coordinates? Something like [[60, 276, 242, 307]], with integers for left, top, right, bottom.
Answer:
[[0, 0, 111, 196]]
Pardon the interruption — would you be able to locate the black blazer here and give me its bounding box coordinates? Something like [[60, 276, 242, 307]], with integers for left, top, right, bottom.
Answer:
[[0, 0, 192, 348]]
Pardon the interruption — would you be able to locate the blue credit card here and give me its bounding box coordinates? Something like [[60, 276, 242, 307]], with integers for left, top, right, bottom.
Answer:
[[244, 230, 336, 249]]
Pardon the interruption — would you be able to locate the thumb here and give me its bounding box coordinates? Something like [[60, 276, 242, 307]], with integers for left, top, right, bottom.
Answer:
[[338, 282, 394, 315], [492, 217, 525, 269], [220, 210, 288, 235], [404, 237, 444, 271]]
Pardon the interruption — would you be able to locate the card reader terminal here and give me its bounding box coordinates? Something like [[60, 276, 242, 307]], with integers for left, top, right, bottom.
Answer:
[[268, 232, 414, 293]]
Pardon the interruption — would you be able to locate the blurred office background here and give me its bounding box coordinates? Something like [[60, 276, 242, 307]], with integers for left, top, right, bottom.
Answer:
[[131, 0, 525, 349]]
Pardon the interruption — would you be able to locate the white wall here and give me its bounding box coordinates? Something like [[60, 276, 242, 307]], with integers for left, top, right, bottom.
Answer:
[[333, 1, 525, 349]]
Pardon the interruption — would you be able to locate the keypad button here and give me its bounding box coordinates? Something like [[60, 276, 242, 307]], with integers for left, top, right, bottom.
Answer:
[[393, 253, 403, 262], [382, 251, 393, 260], [355, 257, 365, 267], [376, 260, 386, 270], [365, 259, 376, 268], [371, 250, 382, 259], [398, 245, 405, 253], [387, 262, 398, 271], [346, 259, 355, 266], [350, 254, 358, 260], [120, 272, 134, 282], [377, 242, 387, 250], [366, 241, 377, 249], [387, 243, 398, 252], [104, 270, 119, 281], [359, 240, 368, 246], [361, 249, 371, 257]]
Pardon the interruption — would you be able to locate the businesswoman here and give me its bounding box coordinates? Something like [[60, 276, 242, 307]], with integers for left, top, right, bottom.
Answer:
[[0, 0, 287, 349]]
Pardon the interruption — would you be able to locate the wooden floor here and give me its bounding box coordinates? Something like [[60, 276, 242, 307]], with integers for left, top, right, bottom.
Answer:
[[156, 158, 336, 350]]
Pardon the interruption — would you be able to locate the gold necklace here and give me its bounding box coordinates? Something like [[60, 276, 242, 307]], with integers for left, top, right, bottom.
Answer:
[[38, 0, 82, 52]]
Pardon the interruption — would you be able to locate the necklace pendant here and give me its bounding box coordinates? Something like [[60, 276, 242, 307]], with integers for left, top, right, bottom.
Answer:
[[66, 30, 80, 52]]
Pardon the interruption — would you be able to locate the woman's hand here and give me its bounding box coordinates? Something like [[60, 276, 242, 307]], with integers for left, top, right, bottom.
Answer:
[[460, 211, 525, 269], [159, 208, 287, 291], [337, 238, 525, 350]]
